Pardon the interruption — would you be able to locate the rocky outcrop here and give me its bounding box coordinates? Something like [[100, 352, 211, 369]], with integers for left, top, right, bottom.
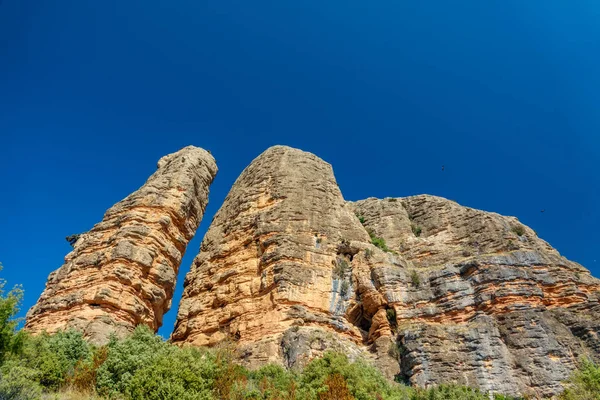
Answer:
[[172, 146, 600, 398], [26, 146, 217, 344], [350, 196, 600, 397]]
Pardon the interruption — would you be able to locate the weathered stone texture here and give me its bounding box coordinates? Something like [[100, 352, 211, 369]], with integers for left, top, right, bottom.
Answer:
[[352, 196, 600, 397], [26, 146, 217, 343], [174, 146, 600, 397], [172, 146, 394, 370]]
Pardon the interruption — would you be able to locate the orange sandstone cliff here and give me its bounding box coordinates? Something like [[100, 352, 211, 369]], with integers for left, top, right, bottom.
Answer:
[[26, 146, 217, 343]]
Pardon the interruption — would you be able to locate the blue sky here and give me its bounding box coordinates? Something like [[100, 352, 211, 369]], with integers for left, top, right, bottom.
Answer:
[[1, 1, 599, 337]]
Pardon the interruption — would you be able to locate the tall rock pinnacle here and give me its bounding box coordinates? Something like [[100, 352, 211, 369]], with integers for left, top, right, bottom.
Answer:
[[26, 146, 217, 343], [172, 146, 372, 364]]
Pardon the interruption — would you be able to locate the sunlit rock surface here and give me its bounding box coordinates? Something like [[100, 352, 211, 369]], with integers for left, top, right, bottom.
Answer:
[[26, 146, 217, 344]]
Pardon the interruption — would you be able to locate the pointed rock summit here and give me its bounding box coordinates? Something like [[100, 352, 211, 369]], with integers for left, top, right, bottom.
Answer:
[[26, 146, 217, 343], [172, 146, 375, 366]]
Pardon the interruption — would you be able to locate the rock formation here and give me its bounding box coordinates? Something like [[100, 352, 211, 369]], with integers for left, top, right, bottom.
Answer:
[[351, 196, 600, 397], [26, 146, 217, 344], [173, 146, 600, 398], [172, 146, 374, 367]]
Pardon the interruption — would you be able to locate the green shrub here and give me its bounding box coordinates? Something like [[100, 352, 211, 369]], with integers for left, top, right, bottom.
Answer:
[[411, 225, 422, 237], [559, 358, 600, 400], [410, 384, 495, 400], [368, 230, 390, 252], [371, 237, 389, 252], [356, 213, 366, 225], [20, 329, 92, 390], [248, 364, 297, 399], [0, 361, 42, 400], [511, 225, 525, 237], [0, 325, 525, 400], [96, 325, 167, 396], [127, 346, 221, 400], [410, 270, 421, 288], [299, 352, 401, 400]]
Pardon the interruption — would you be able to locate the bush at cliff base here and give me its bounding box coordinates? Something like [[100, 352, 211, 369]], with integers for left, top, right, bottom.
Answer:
[[95, 325, 167, 396]]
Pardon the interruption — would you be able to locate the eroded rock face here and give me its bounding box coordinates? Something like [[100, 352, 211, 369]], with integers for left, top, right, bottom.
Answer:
[[172, 146, 600, 398], [171, 146, 394, 371], [26, 146, 217, 344], [351, 196, 600, 397]]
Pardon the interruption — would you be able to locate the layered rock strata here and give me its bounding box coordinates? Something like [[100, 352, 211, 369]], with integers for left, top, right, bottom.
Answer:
[[351, 196, 600, 397], [173, 146, 600, 398], [26, 146, 217, 343]]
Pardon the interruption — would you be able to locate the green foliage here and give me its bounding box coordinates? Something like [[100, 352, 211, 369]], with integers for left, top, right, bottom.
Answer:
[[0, 361, 42, 400], [20, 329, 92, 390], [511, 225, 525, 237], [410, 270, 421, 288], [410, 384, 500, 400], [127, 346, 221, 400], [371, 236, 389, 252], [368, 230, 390, 252], [96, 325, 167, 396], [559, 358, 600, 400], [299, 352, 401, 400], [356, 213, 366, 225], [0, 263, 25, 364], [248, 363, 298, 399], [411, 224, 422, 237]]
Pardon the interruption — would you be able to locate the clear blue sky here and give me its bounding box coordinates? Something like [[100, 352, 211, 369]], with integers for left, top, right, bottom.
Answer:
[[1, 1, 598, 337]]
